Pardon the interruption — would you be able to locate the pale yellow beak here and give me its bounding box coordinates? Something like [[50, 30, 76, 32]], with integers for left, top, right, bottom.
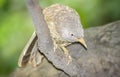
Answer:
[[77, 38, 87, 49]]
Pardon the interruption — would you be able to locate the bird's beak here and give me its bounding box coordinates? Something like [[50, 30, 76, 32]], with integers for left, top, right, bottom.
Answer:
[[77, 38, 87, 49]]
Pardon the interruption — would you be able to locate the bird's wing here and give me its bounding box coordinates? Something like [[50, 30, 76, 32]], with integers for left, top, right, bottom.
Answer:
[[29, 40, 44, 67], [18, 32, 43, 67]]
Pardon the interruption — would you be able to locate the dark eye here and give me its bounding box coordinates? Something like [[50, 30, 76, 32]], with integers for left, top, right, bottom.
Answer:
[[71, 34, 74, 36]]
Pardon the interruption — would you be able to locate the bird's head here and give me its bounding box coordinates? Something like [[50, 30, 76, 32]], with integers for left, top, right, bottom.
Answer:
[[56, 18, 87, 49], [54, 4, 87, 49]]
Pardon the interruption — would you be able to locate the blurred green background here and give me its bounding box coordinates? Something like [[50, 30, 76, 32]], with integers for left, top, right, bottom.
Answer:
[[0, 0, 120, 77]]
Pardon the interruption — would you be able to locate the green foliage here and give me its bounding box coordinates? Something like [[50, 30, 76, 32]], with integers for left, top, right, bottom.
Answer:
[[0, 0, 120, 77], [0, 0, 6, 8], [0, 11, 34, 76]]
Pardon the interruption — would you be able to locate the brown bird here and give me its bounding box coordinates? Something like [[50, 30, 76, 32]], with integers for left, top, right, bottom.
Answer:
[[43, 4, 87, 63], [18, 4, 87, 67]]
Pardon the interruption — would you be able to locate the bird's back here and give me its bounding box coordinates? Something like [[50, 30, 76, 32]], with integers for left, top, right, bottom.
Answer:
[[43, 4, 82, 43]]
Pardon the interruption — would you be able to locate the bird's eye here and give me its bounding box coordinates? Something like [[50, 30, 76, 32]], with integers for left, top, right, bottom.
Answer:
[[71, 34, 74, 36]]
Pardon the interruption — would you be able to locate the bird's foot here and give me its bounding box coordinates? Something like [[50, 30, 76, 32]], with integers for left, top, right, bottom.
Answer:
[[61, 46, 72, 65], [65, 54, 72, 65]]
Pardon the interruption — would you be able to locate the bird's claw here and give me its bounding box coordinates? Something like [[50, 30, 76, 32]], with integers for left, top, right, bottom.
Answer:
[[60, 46, 72, 65], [68, 55, 72, 65], [65, 53, 72, 65]]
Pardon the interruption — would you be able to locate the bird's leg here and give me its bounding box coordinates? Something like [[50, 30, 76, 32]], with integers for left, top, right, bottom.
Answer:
[[53, 41, 58, 52], [61, 46, 69, 55], [60, 44, 72, 64]]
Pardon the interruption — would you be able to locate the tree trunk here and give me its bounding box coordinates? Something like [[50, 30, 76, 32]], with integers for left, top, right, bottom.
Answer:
[[12, 20, 120, 77]]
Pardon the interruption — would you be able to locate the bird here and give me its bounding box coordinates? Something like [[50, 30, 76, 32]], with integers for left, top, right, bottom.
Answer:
[[18, 4, 87, 67], [43, 4, 87, 63]]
